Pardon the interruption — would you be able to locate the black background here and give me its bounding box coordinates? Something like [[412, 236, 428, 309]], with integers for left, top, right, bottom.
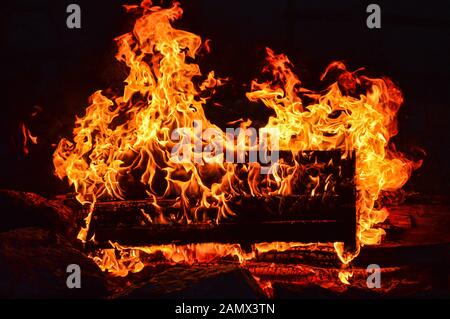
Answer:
[[1, 0, 449, 197]]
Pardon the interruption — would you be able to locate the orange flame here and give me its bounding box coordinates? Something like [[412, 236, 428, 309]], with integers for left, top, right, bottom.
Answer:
[[53, 1, 420, 278], [246, 47, 421, 263], [338, 270, 353, 285], [20, 122, 38, 156]]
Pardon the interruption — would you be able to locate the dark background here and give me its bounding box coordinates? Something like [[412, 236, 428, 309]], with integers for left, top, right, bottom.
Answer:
[[1, 0, 449, 197]]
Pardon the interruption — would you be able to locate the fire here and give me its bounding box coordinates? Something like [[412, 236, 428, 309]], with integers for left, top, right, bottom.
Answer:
[[93, 242, 255, 277], [53, 1, 420, 278], [338, 270, 354, 285], [246, 50, 421, 263], [20, 122, 38, 156]]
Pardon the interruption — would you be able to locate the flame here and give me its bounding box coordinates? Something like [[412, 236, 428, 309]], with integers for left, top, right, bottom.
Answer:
[[92, 242, 255, 277], [246, 48, 420, 263], [338, 270, 353, 285], [53, 1, 420, 278], [20, 122, 38, 156]]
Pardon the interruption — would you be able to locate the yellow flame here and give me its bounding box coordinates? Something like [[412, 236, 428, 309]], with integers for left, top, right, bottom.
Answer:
[[247, 48, 420, 262], [338, 270, 353, 285]]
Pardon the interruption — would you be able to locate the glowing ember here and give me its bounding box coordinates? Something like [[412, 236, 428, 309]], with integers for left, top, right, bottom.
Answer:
[[53, 1, 421, 278]]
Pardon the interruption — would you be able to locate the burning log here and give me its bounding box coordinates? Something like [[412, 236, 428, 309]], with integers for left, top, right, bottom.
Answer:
[[86, 197, 356, 248], [84, 150, 357, 250]]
